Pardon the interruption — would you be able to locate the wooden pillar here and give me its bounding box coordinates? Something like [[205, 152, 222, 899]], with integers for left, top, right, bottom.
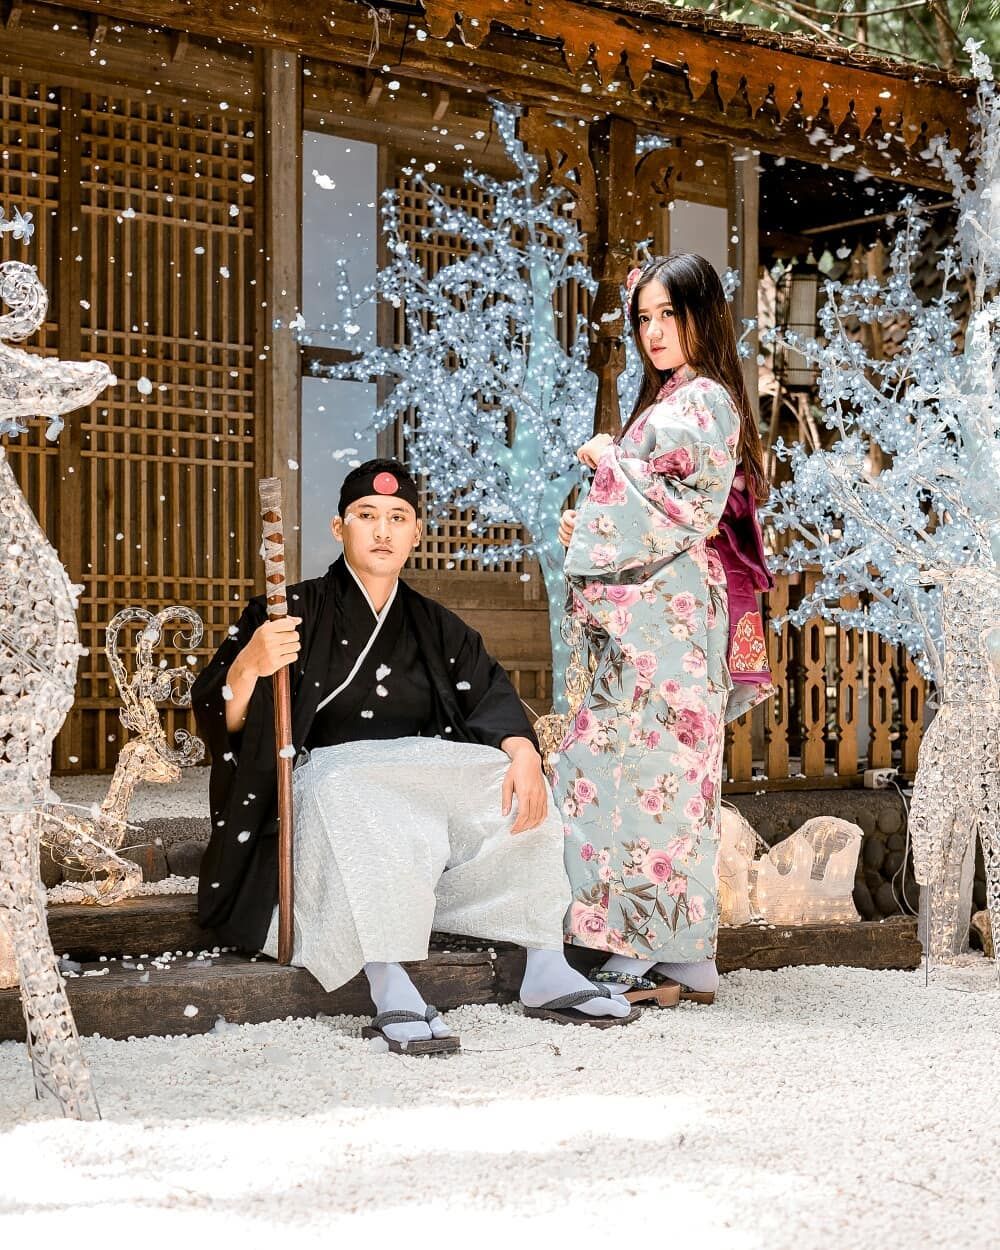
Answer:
[[258, 49, 302, 581], [55, 88, 84, 771], [588, 116, 636, 437], [727, 147, 759, 414], [899, 650, 925, 777]]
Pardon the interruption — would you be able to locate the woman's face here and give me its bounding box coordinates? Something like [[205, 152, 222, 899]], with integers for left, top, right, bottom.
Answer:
[[636, 278, 687, 372]]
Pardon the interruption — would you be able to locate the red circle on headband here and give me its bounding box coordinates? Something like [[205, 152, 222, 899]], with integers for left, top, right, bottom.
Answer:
[[373, 472, 399, 495]]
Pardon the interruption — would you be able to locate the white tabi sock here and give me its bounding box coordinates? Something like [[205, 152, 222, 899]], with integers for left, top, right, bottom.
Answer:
[[363, 961, 455, 1044], [520, 948, 631, 1018], [654, 959, 719, 994]]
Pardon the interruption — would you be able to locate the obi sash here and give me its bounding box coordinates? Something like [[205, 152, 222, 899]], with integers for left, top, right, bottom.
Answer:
[[710, 470, 774, 686]]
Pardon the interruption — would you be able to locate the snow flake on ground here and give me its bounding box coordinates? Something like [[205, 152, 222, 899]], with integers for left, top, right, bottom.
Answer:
[[1, 962, 998, 1244]]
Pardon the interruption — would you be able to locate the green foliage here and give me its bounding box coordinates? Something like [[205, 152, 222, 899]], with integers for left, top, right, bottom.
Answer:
[[674, 0, 998, 70]]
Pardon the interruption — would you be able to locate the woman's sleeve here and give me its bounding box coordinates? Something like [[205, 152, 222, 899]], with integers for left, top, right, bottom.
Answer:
[[564, 381, 740, 579]]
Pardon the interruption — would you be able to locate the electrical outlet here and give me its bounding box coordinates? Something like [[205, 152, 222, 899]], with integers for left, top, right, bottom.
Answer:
[[864, 767, 898, 789]]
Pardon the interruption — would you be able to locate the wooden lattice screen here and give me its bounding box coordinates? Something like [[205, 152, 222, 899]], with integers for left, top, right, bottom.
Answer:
[[1, 80, 257, 771]]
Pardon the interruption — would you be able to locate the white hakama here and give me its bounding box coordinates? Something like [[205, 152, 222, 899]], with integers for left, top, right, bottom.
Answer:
[[262, 736, 571, 991]]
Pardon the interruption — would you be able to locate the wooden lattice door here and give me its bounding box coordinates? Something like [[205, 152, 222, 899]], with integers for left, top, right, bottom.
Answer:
[[1, 79, 259, 771]]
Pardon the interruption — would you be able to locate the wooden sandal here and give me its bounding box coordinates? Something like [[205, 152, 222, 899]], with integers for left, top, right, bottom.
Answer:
[[657, 977, 716, 1005], [591, 969, 679, 1008], [522, 987, 641, 1028], [361, 1006, 461, 1055]]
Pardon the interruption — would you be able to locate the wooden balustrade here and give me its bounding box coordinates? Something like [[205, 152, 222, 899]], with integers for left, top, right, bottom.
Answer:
[[722, 572, 928, 791]]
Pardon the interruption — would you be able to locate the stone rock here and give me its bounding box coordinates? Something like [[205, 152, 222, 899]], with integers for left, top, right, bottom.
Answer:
[[970, 911, 994, 959], [864, 868, 884, 894], [121, 842, 169, 883], [863, 837, 885, 871], [852, 880, 876, 920], [877, 805, 905, 836], [856, 810, 878, 837], [883, 850, 905, 879], [166, 839, 208, 878], [38, 845, 64, 887], [875, 881, 902, 917], [886, 833, 906, 852]]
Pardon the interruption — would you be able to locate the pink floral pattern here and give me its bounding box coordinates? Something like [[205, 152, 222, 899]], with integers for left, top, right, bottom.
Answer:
[[556, 367, 740, 960]]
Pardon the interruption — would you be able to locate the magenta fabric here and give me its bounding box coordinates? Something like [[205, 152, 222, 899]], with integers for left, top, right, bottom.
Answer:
[[711, 471, 774, 685]]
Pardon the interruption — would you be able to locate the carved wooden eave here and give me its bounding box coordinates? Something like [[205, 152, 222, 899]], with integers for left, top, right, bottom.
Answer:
[[33, 0, 973, 190], [420, 0, 972, 186]]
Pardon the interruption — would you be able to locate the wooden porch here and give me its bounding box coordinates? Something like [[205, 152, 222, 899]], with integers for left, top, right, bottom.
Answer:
[[0, 1, 969, 785]]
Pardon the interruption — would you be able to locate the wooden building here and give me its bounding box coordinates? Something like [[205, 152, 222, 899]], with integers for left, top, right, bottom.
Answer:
[[0, 0, 972, 787]]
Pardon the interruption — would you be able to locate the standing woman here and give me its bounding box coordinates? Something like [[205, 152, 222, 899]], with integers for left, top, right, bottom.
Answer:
[[554, 253, 774, 1004]]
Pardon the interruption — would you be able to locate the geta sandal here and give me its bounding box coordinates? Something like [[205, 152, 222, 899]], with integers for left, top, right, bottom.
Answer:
[[591, 969, 680, 1008], [522, 986, 641, 1028], [361, 1005, 461, 1055]]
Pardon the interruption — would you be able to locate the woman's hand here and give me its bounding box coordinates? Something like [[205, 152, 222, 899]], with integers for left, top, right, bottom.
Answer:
[[558, 508, 578, 548], [576, 433, 614, 469]]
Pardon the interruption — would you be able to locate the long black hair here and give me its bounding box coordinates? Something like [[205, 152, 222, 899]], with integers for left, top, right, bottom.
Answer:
[[625, 253, 768, 503]]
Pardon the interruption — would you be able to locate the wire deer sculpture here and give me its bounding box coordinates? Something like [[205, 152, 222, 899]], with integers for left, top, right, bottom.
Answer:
[[0, 244, 114, 1120], [29, 606, 205, 901]]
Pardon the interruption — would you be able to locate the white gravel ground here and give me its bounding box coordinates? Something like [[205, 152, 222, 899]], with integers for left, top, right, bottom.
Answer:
[[2, 959, 997, 1247], [47, 875, 198, 904], [49, 769, 209, 821]]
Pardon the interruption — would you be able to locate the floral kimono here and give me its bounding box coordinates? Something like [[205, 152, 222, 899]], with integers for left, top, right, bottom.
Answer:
[[554, 365, 774, 961]]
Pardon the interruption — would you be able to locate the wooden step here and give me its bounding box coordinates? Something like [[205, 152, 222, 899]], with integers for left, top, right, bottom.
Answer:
[[0, 899, 922, 1042], [0, 952, 495, 1042], [44, 893, 922, 974], [47, 895, 216, 962]]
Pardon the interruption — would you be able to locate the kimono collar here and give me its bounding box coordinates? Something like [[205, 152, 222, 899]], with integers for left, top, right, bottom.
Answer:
[[655, 363, 697, 402], [343, 555, 399, 623], [315, 558, 400, 712]]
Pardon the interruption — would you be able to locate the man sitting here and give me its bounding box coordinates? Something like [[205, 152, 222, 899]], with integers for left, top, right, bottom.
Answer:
[[193, 459, 635, 1053]]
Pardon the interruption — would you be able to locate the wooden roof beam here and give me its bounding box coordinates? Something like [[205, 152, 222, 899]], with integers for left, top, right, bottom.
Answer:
[[43, 0, 971, 188]]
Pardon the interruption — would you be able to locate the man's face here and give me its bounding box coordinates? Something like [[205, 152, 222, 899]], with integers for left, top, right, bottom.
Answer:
[[331, 494, 421, 577]]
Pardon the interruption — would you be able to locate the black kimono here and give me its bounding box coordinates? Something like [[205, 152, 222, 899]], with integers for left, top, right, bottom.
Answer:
[[193, 556, 537, 951]]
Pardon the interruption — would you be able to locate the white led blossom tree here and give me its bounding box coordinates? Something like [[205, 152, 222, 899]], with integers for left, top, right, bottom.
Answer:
[[311, 104, 596, 708], [762, 41, 1000, 965]]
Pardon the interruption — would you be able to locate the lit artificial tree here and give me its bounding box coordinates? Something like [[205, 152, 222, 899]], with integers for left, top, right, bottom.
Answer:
[[310, 104, 596, 708], [762, 40, 1000, 967]]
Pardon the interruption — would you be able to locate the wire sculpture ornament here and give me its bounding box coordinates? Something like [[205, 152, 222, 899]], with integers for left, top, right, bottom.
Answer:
[[752, 817, 863, 926], [0, 250, 115, 1120], [763, 43, 1000, 965], [909, 567, 1000, 970], [35, 606, 205, 900]]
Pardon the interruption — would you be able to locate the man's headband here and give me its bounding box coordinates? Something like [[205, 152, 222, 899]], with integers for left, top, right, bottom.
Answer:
[[338, 464, 420, 516]]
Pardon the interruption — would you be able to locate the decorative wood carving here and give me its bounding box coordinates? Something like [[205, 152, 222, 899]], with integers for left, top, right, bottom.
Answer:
[[54, 0, 971, 190], [518, 110, 597, 237], [632, 146, 675, 246]]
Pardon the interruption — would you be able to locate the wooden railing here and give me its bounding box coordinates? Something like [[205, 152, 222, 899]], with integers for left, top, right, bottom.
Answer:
[[724, 570, 926, 790]]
